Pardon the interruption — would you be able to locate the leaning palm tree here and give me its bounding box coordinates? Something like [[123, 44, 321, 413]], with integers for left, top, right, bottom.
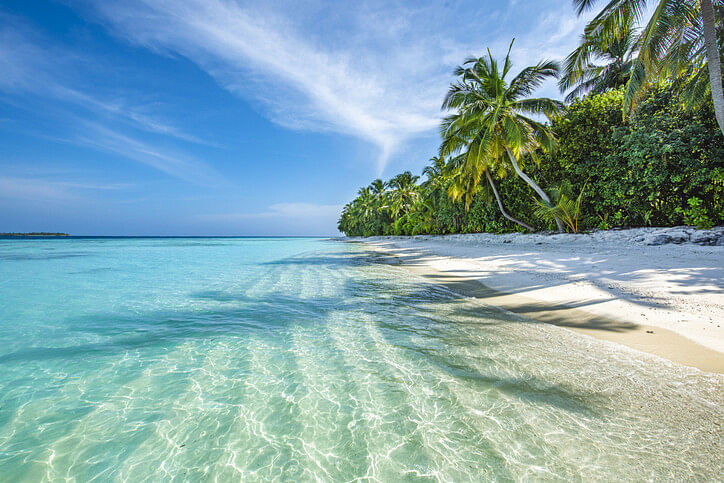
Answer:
[[573, 0, 724, 136], [559, 13, 638, 101], [446, 151, 535, 232], [440, 40, 566, 232]]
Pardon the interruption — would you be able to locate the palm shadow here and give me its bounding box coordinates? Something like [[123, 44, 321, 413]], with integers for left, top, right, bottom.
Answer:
[[356, 240, 724, 313], [2, 248, 607, 420]]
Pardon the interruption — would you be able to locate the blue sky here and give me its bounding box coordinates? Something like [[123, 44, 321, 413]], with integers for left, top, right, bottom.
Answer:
[[1, 0, 593, 235]]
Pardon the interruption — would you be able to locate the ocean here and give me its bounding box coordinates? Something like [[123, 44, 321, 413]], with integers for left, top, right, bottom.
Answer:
[[0, 237, 721, 480]]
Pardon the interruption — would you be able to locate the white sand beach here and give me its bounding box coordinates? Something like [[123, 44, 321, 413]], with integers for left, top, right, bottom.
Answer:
[[353, 227, 724, 373]]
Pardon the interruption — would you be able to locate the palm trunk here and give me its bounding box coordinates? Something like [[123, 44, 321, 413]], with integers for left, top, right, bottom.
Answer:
[[506, 149, 564, 232], [485, 170, 535, 232], [701, 0, 724, 137]]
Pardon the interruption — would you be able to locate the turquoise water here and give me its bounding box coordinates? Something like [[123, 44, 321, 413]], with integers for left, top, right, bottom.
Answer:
[[0, 238, 721, 481]]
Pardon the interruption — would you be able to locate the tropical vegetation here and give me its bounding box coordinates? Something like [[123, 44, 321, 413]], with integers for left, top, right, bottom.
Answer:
[[338, 1, 724, 236], [571, 0, 724, 135], [439, 40, 565, 231], [559, 12, 637, 101]]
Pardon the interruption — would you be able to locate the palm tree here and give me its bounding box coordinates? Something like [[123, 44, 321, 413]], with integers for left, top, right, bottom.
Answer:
[[387, 171, 420, 219], [421, 156, 454, 203], [421, 156, 447, 191], [339, 201, 364, 236], [446, 151, 535, 232], [420, 156, 448, 226], [369, 179, 387, 200], [338, 182, 394, 236], [559, 14, 638, 101], [440, 40, 566, 232], [573, 0, 724, 136], [338, 203, 352, 234], [354, 187, 375, 232]]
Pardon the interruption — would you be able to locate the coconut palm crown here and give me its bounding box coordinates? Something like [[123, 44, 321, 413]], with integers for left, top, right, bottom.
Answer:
[[439, 40, 565, 231], [573, 0, 724, 135], [559, 13, 638, 101], [386, 171, 420, 218]]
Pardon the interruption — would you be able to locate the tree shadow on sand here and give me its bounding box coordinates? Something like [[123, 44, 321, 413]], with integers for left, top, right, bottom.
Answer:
[[359, 241, 724, 314]]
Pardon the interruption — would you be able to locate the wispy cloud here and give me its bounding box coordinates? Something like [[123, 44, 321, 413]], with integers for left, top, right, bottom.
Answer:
[[0, 175, 127, 201], [83, 0, 453, 173], [0, 18, 204, 144], [82, 0, 594, 174], [73, 122, 222, 185], [0, 18, 223, 184], [52, 86, 206, 144], [2, 1, 598, 182], [196, 202, 343, 221]]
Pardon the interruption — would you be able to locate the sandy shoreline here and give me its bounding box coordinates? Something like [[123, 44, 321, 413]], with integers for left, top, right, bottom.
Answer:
[[348, 229, 724, 373]]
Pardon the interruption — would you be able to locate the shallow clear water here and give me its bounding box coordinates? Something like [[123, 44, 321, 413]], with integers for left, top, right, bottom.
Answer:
[[0, 237, 721, 481]]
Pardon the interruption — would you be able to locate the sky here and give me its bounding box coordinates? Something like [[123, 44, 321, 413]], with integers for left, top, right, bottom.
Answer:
[[1, 0, 595, 235]]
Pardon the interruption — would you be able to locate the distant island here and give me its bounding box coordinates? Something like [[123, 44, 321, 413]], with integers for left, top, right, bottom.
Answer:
[[0, 232, 69, 237]]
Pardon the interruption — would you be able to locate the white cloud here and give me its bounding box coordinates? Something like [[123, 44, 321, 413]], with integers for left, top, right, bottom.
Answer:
[[196, 203, 343, 221], [0, 176, 126, 201], [82, 0, 598, 174], [53, 86, 206, 144], [73, 122, 222, 185], [0, 19, 204, 144], [83, 0, 454, 173], [0, 21, 220, 185], [194, 202, 343, 235], [3, 1, 604, 182]]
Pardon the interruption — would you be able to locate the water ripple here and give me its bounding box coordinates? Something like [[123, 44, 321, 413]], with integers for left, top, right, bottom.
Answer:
[[0, 239, 721, 481]]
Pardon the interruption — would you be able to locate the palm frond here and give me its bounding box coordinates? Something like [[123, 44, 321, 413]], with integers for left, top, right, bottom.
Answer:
[[561, 4, 638, 100], [508, 60, 560, 99], [513, 97, 566, 117]]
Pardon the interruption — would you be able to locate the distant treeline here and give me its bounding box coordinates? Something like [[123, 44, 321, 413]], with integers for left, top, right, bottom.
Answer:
[[0, 233, 70, 237]]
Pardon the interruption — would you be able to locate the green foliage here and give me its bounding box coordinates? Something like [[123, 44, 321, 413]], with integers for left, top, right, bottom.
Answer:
[[572, 0, 713, 116], [439, 41, 564, 228], [559, 11, 636, 102], [676, 197, 716, 229], [534, 180, 588, 233], [538, 83, 724, 229], [339, 83, 724, 237], [339, 1, 724, 237]]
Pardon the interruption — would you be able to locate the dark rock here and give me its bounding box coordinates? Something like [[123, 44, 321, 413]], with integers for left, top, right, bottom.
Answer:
[[663, 230, 689, 244], [690, 231, 716, 245], [644, 234, 672, 246]]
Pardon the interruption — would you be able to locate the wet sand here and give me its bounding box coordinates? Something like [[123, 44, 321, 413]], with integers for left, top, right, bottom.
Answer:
[[356, 238, 724, 374]]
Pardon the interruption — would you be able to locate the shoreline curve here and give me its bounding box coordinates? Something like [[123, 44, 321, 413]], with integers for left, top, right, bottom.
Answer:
[[354, 239, 724, 374]]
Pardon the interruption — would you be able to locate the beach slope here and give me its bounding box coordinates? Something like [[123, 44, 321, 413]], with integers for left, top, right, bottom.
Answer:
[[353, 227, 724, 373]]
